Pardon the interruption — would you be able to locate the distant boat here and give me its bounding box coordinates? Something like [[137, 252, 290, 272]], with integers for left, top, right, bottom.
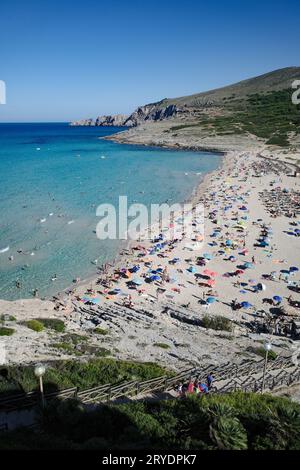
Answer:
[[68, 220, 75, 225], [39, 218, 46, 223], [0, 246, 9, 253]]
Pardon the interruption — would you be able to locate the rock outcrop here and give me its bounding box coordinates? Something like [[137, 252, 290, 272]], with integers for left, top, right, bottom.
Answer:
[[95, 114, 129, 126], [70, 118, 95, 126], [124, 103, 180, 127], [70, 104, 181, 127]]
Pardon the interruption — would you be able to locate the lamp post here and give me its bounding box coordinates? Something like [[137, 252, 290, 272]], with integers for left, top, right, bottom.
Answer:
[[261, 341, 272, 393], [34, 363, 46, 408]]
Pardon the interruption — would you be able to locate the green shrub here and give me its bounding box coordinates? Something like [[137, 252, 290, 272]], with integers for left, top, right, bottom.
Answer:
[[94, 348, 111, 357], [94, 327, 109, 335], [266, 134, 289, 147], [0, 327, 15, 336], [2, 392, 299, 450], [247, 346, 277, 360], [201, 315, 233, 332], [37, 318, 65, 332], [153, 343, 171, 349], [52, 342, 74, 354], [25, 320, 44, 332], [0, 314, 16, 322]]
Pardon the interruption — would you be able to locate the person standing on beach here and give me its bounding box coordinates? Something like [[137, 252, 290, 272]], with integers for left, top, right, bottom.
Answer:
[[207, 373, 214, 390]]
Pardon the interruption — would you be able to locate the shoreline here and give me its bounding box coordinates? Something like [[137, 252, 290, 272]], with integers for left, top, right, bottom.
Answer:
[[101, 131, 227, 156]]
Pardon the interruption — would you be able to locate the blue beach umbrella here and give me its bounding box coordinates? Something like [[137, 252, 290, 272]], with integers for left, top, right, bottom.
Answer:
[[289, 266, 299, 272], [273, 295, 282, 302], [187, 266, 197, 273], [206, 296, 217, 304], [241, 301, 252, 309], [150, 274, 161, 281], [130, 265, 140, 273], [244, 262, 254, 269], [203, 253, 213, 260]]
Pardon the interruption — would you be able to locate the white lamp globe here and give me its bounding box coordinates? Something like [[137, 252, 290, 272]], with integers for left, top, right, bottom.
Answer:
[[264, 342, 272, 352], [34, 363, 46, 377]]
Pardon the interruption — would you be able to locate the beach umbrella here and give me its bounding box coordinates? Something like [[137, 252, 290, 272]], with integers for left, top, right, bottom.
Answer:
[[289, 266, 299, 272], [131, 278, 143, 285], [206, 279, 216, 287], [244, 262, 254, 269], [187, 266, 197, 273], [209, 271, 218, 277], [240, 249, 249, 255], [150, 274, 161, 281], [239, 290, 247, 294], [241, 301, 252, 309], [257, 283, 266, 291], [273, 295, 282, 302], [229, 255, 237, 262], [236, 269, 244, 274], [130, 265, 140, 273], [203, 269, 217, 277], [225, 239, 232, 246], [203, 253, 213, 260], [206, 296, 217, 304], [82, 296, 101, 304]]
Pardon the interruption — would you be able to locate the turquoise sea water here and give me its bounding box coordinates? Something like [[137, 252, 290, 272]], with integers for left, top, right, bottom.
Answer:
[[0, 123, 221, 300]]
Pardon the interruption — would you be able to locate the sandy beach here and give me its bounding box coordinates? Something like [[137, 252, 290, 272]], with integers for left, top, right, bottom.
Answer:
[[1, 146, 300, 370]]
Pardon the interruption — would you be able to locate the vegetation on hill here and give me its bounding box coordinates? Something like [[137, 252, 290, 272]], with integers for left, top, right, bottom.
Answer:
[[1, 392, 300, 450], [170, 89, 300, 146]]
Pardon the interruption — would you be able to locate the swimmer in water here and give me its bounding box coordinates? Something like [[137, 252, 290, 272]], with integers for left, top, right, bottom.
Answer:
[[33, 288, 39, 297]]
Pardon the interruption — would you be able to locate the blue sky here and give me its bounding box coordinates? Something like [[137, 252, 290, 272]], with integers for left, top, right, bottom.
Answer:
[[0, 0, 299, 122]]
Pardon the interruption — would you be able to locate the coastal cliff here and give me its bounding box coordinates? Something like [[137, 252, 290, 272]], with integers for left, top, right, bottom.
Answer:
[[70, 114, 129, 127], [70, 103, 181, 128]]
